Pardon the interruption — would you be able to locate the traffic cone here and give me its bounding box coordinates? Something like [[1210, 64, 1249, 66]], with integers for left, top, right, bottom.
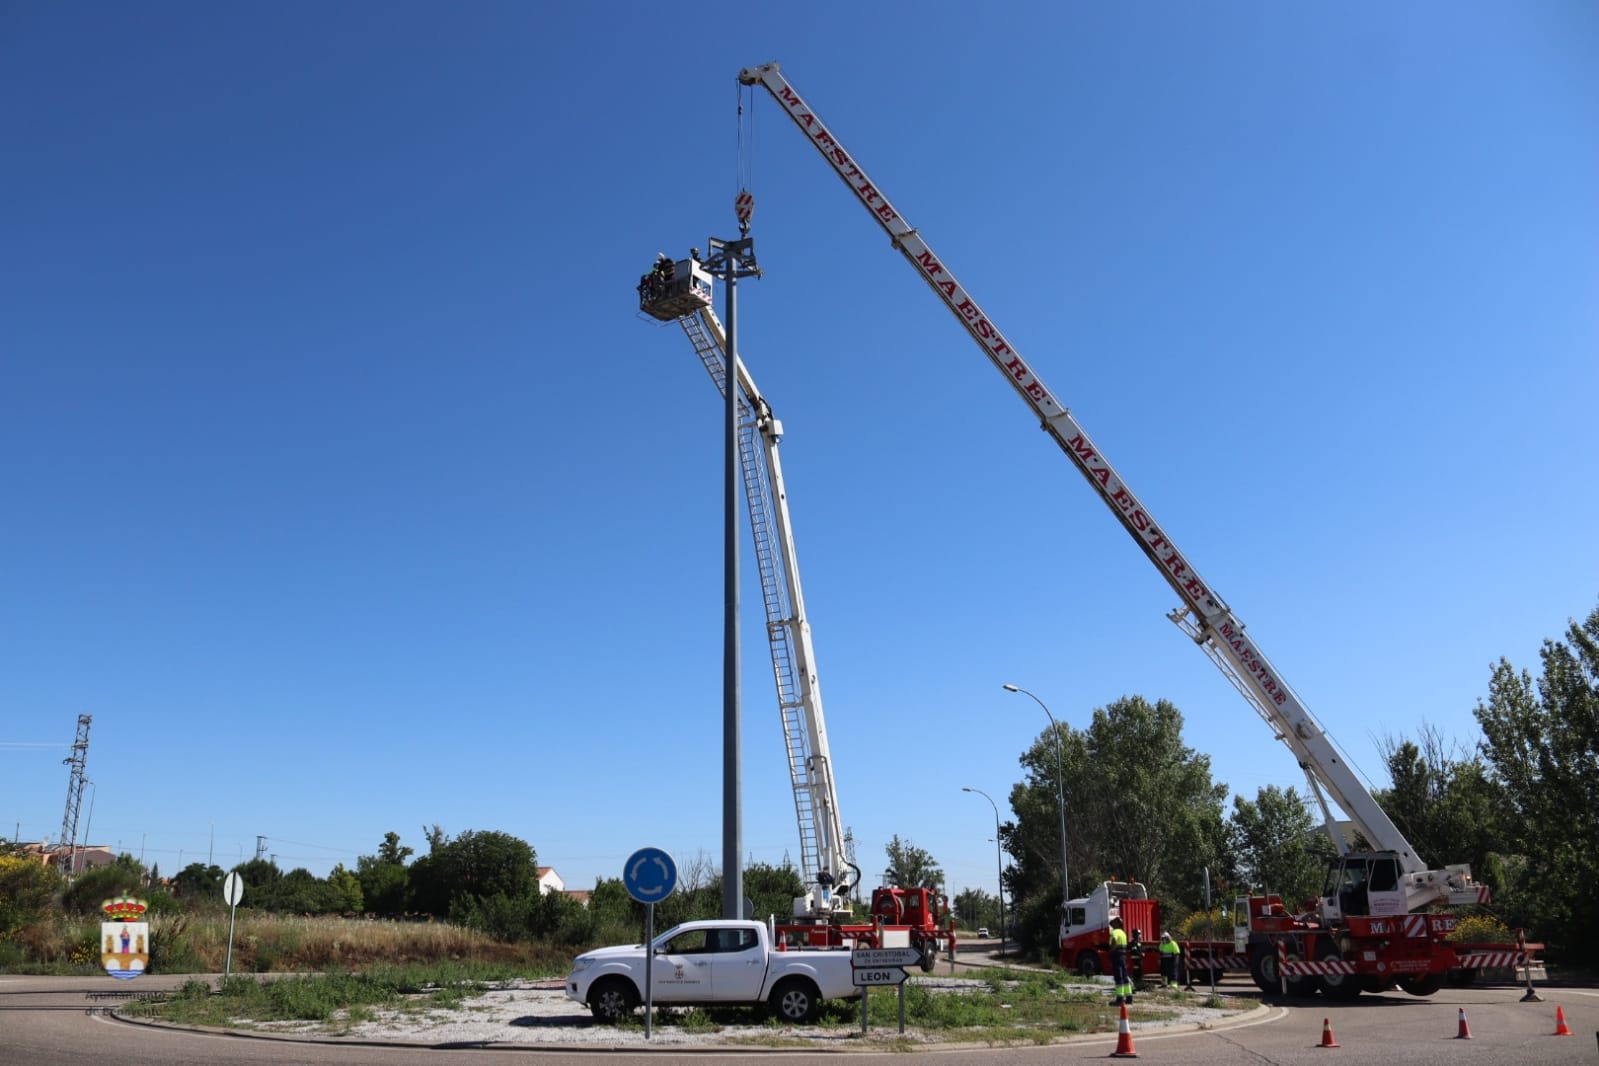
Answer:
[[1455, 1008, 1472, 1039], [1110, 1000, 1139, 1058], [1317, 1017, 1340, 1048], [1552, 1005, 1571, 1036]]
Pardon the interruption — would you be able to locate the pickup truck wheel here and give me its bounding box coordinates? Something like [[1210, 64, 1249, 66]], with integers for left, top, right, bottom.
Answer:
[[769, 978, 821, 1024], [587, 978, 639, 1023]]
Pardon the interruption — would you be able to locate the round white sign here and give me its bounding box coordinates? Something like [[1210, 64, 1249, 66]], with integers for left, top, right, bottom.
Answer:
[[222, 871, 244, 906]]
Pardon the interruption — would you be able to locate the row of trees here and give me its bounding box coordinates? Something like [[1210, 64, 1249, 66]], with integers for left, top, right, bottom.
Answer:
[[992, 599, 1598, 960], [0, 826, 817, 952], [9, 603, 1588, 963]]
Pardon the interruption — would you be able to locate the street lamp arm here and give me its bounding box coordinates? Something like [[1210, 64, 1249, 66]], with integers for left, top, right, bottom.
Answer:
[[962, 786, 1007, 955], [1003, 683, 1072, 911]]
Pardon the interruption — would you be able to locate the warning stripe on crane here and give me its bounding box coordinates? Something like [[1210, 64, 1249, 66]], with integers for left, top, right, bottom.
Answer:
[[1456, 951, 1525, 969], [1282, 959, 1357, 977], [1403, 915, 1428, 938], [1185, 955, 1248, 971]]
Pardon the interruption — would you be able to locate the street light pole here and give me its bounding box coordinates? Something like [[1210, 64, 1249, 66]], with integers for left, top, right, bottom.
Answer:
[[1003, 684, 1071, 914], [962, 786, 1006, 957]]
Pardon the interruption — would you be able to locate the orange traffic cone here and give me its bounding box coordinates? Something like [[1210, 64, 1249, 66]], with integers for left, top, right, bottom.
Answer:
[[1317, 1017, 1341, 1048], [1455, 1008, 1472, 1039], [1110, 1000, 1139, 1058], [1552, 1005, 1571, 1036]]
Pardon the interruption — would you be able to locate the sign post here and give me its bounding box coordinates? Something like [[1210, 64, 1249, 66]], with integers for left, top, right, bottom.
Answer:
[[222, 871, 245, 978], [624, 847, 677, 1040], [851, 946, 920, 1034]]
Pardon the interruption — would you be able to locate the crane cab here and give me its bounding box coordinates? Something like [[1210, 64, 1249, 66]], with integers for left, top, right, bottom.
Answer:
[[1318, 851, 1407, 922], [638, 256, 714, 321]]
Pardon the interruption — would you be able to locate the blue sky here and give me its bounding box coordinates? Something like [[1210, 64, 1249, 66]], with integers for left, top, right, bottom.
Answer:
[[4, 3, 1595, 902]]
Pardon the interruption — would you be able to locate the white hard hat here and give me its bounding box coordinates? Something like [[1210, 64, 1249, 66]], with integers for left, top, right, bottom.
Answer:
[[1161, 931, 1172, 939]]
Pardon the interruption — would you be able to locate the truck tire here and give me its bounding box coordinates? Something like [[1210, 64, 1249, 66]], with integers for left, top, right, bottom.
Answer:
[[1398, 973, 1445, 997], [1076, 951, 1100, 978], [587, 977, 639, 1023], [1314, 941, 1361, 1000], [917, 939, 938, 972], [769, 977, 822, 1024], [1248, 947, 1275, 993], [1250, 941, 1315, 997]]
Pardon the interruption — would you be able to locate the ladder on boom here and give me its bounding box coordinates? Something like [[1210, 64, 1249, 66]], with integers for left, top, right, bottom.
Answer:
[[674, 305, 851, 897]]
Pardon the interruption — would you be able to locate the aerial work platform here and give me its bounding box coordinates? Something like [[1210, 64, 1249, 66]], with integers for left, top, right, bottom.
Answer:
[[638, 255, 714, 321]]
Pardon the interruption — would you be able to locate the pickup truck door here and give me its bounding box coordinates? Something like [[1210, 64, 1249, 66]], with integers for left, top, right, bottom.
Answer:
[[653, 929, 713, 1001], [705, 927, 767, 1001]]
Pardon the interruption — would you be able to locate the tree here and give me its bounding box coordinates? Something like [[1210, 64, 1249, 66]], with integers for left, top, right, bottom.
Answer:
[[953, 887, 999, 931], [0, 856, 60, 938], [357, 832, 413, 915], [1473, 601, 1599, 957], [739, 861, 807, 924], [1005, 694, 1226, 958], [173, 862, 225, 902], [325, 864, 364, 913], [232, 857, 282, 910], [1373, 725, 1504, 885], [883, 835, 943, 889], [62, 854, 146, 914], [376, 831, 413, 866], [1225, 785, 1329, 907], [1013, 697, 1225, 896], [273, 867, 345, 913], [408, 829, 537, 916]]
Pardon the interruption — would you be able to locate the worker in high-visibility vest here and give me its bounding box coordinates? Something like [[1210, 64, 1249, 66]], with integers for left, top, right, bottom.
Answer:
[[1159, 931, 1182, 987], [1109, 916, 1132, 1004]]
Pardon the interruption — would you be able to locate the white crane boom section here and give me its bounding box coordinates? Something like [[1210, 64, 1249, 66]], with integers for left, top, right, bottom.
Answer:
[[738, 61, 1433, 879], [676, 301, 851, 895]]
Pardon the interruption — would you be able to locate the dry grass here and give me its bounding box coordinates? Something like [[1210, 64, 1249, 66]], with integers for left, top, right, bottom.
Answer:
[[5, 911, 572, 976]]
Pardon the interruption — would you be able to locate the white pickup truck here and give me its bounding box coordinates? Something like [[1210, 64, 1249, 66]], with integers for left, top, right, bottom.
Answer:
[[566, 918, 860, 1023]]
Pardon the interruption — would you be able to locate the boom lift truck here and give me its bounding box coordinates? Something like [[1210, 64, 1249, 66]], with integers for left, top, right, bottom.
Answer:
[[733, 61, 1538, 997], [638, 259, 953, 970]]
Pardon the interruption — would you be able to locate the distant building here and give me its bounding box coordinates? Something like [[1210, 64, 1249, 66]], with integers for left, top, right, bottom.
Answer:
[[535, 866, 591, 908], [17, 842, 116, 873]]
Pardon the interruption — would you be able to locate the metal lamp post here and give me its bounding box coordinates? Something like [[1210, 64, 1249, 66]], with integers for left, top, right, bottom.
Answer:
[[1003, 683, 1071, 914], [962, 786, 1006, 956]]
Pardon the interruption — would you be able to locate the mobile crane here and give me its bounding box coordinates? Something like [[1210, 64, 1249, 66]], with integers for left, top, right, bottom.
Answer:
[[638, 260, 952, 968], [735, 61, 1534, 996]]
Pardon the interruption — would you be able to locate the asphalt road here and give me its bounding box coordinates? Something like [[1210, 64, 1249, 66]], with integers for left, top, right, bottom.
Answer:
[[3, 971, 1595, 1065]]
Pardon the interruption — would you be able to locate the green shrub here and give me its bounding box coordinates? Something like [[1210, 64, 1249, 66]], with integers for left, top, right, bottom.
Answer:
[[149, 915, 204, 974], [61, 859, 146, 915], [1448, 915, 1514, 943], [0, 857, 61, 938]]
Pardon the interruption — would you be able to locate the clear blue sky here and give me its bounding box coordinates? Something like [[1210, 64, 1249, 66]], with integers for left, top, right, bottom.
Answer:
[[4, 3, 1595, 902]]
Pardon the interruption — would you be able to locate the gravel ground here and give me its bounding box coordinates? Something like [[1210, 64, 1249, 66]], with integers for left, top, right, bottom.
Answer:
[[245, 977, 1250, 1049]]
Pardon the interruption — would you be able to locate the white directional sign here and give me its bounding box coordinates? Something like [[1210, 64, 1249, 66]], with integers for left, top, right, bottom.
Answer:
[[852, 947, 922, 969], [852, 966, 910, 987]]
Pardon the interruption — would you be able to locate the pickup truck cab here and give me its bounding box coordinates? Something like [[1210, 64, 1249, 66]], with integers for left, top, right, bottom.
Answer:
[[566, 918, 860, 1023]]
